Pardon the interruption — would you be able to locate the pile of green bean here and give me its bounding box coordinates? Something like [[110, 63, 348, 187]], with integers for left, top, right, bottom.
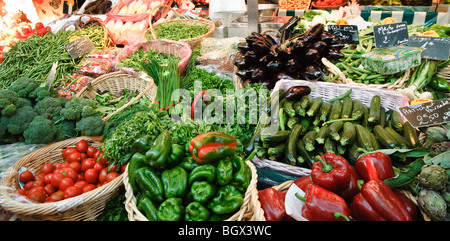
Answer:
[[0, 27, 110, 89]]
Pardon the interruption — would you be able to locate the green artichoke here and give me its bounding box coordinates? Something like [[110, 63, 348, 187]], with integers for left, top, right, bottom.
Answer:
[[430, 141, 450, 157], [417, 189, 447, 221], [443, 184, 450, 209], [418, 164, 448, 191]]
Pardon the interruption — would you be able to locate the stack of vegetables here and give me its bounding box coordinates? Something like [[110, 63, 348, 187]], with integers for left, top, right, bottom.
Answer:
[[0, 77, 105, 145], [234, 23, 345, 89], [248, 85, 419, 167], [127, 131, 252, 221]]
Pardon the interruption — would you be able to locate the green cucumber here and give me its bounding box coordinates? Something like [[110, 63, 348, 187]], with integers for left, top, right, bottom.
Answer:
[[378, 106, 386, 128], [329, 100, 343, 121], [390, 110, 404, 132], [307, 97, 323, 117], [340, 96, 353, 119], [351, 99, 365, 120], [296, 139, 315, 168], [267, 143, 286, 159], [403, 121, 418, 148], [369, 132, 381, 150], [324, 137, 336, 154], [315, 125, 328, 145], [373, 125, 399, 149], [328, 120, 344, 141], [260, 130, 290, 148], [303, 130, 317, 152], [285, 124, 303, 165], [284, 100, 296, 118], [384, 127, 409, 149], [368, 95, 381, 124], [339, 122, 356, 146], [355, 123, 374, 152], [319, 101, 332, 122]]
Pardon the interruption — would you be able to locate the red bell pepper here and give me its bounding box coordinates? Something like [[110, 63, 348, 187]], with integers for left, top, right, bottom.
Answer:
[[350, 180, 413, 221], [258, 187, 292, 221], [393, 189, 419, 221], [310, 153, 351, 193], [292, 176, 314, 192], [336, 166, 362, 204], [189, 132, 237, 164], [355, 152, 395, 182], [296, 185, 351, 221]]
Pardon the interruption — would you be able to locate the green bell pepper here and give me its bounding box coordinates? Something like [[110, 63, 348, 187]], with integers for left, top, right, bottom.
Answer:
[[189, 132, 237, 164], [428, 75, 450, 92], [167, 144, 185, 167], [177, 156, 199, 172], [135, 167, 164, 202], [157, 198, 184, 221], [161, 166, 188, 199], [185, 202, 210, 221], [132, 135, 154, 154], [231, 156, 251, 191], [217, 158, 234, 186], [145, 130, 172, 169], [188, 164, 216, 184], [137, 196, 158, 221], [128, 152, 147, 192], [190, 181, 216, 204], [208, 185, 244, 215]]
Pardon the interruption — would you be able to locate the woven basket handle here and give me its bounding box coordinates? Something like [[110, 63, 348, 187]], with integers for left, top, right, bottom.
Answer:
[[148, 3, 182, 40], [102, 77, 155, 122]]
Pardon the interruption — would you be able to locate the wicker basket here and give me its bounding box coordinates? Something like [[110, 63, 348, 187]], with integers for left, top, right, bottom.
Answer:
[[75, 71, 157, 122], [123, 160, 259, 221], [75, 14, 115, 48], [146, 3, 216, 48], [0, 136, 123, 221]]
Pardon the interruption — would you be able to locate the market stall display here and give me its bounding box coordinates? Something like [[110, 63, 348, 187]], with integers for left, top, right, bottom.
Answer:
[[0, 0, 449, 224]]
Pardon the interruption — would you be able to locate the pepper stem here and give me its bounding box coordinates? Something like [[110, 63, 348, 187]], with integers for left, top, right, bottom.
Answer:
[[333, 212, 351, 221], [314, 155, 333, 173], [295, 192, 306, 202], [356, 179, 364, 191]]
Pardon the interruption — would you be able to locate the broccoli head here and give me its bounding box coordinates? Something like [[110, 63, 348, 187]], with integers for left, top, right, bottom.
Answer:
[[0, 89, 19, 108], [23, 116, 57, 144], [28, 86, 60, 102], [76, 115, 105, 136], [0, 105, 37, 135], [34, 97, 66, 119], [8, 77, 39, 96], [1, 104, 17, 116], [60, 97, 98, 121], [54, 119, 78, 141]]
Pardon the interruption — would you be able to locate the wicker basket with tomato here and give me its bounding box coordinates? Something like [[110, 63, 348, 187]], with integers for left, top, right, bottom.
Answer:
[[0, 136, 124, 221]]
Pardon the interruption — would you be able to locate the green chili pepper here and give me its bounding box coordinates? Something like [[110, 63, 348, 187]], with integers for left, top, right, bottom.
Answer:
[[135, 167, 164, 202], [157, 198, 184, 221], [185, 202, 210, 221], [161, 166, 188, 199], [216, 158, 234, 186], [188, 164, 216, 184], [428, 75, 450, 91], [137, 196, 159, 221], [190, 181, 217, 204], [208, 185, 244, 215]]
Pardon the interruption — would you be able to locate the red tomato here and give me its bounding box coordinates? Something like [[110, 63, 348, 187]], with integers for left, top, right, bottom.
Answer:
[[60, 161, 70, 168], [19, 170, 34, 183], [43, 173, 53, 185], [74, 180, 88, 190], [63, 186, 82, 199], [105, 172, 120, 183], [59, 177, 74, 191], [67, 152, 83, 163], [44, 183, 56, 196], [60, 167, 78, 182], [33, 172, 45, 182], [81, 158, 96, 172], [84, 169, 98, 184], [63, 147, 77, 159], [93, 162, 105, 173], [35, 22, 44, 29], [107, 164, 118, 173], [95, 150, 108, 166], [23, 181, 35, 191], [98, 168, 108, 184], [41, 163, 55, 174], [82, 184, 96, 193], [16, 188, 27, 196], [69, 161, 81, 173], [77, 173, 85, 182], [80, 153, 88, 160], [120, 165, 126, 173], [51, 173, 65, 188], [86, 146, 97, 158], [27, 188, 46, 203], [32, 180, 44, 188], [76, 139, 89, 153], [46, 190, 64, 202]]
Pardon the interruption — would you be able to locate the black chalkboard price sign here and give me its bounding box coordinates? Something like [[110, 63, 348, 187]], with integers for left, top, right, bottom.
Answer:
[[399, 98, 450, 128], [373, 22, 409, 48], [327, 24, 359, 44], [408, 36, 450, 61], [64, 36, 96, 59]]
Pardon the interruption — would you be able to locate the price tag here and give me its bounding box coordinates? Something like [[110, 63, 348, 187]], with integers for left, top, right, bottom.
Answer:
[[327, 24, 359, 44], [408, 36, 450, 61], [64, 36, 96, 59], [399, 98, 450, 128], [373, 22, 409, 48]]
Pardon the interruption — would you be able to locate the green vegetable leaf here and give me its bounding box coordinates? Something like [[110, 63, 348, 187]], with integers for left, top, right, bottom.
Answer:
[[384, 158, 424, 189], [429, 150, 450, 169]]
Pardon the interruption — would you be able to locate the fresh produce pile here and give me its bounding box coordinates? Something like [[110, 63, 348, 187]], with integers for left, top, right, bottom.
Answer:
[[249, 85, 418, 167], [149, 21, 210, 41], [234, 23, 345, 89], [15, 139, 123, 203], [128, 131, 251, 221], [0, 77, 105, 145], [259, 151, 420, 221]]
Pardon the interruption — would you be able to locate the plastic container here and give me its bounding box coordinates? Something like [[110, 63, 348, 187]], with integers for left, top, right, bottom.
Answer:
[[361, 46, 423, 75]]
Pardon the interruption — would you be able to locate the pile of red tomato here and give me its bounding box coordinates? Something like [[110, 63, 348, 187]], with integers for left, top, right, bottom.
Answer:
[[314, 0, 346, 7], [16, 139, 124, 203]]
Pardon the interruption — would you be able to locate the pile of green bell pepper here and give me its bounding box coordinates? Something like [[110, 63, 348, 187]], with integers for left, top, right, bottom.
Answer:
[[128, 131, 252, 221]]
